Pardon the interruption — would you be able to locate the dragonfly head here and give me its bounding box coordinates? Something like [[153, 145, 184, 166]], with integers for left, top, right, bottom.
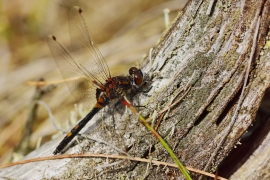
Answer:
[[129, 67, 143, 87]]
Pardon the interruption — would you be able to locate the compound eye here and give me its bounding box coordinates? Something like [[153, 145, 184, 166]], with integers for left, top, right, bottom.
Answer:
[[129, 67, 143, 86], [134, 70, 143, 86]]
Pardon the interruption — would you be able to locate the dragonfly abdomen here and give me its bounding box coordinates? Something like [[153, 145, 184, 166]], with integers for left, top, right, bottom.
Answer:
[[53, 106, 101, 155]]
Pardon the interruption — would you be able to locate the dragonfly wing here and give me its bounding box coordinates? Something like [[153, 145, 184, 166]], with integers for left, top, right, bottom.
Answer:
[[47, 35, 97, 109], [68, 6, 111, 85]]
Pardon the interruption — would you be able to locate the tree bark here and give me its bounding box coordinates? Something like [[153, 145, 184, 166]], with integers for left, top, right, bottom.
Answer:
[[1, 0, 270, 179]]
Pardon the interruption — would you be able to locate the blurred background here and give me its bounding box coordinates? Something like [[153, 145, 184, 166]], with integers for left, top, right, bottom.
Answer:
[[0, 0, 188, 164]]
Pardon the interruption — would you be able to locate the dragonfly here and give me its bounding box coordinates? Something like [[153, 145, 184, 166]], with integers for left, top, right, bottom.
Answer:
[[48, 6, 147, 155]]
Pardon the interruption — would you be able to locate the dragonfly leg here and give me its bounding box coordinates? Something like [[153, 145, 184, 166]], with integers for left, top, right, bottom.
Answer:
[[134, 81, 152, 93]]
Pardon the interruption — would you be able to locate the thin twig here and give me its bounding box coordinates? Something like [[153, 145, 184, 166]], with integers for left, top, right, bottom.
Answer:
[[0, 153, 227, 180], [26, 77, 81, 86], [16, 79, 55, 155], [83, 135, 130, 157], [163, 8, 170, 29], [36, 100, 66, 132]]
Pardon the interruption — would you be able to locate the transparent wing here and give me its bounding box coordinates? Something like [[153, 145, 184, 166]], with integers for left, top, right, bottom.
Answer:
[[47, 6, 111, 109], [68, 6, 111, 84], [47, 35, 97, 109]]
